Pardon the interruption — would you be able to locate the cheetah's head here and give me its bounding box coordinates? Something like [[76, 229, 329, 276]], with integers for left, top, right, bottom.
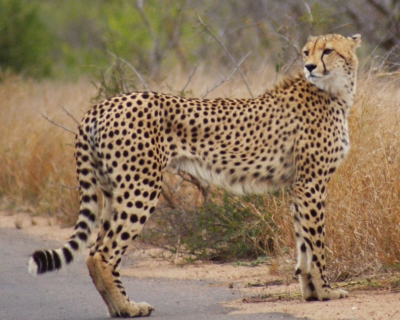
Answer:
[[302, 34, 361, 97]]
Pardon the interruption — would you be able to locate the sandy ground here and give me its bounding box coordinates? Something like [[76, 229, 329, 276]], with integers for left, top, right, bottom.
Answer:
[[2, 211, 400, 320]]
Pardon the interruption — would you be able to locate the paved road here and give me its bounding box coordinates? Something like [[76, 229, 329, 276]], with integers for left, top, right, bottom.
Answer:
[[0, 227, 298, 320]]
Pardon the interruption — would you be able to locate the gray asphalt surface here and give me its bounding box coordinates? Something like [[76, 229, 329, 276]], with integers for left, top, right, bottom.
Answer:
[[0, 227, 298, 320]]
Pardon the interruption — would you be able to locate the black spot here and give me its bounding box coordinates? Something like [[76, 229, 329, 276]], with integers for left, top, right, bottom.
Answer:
[[103, 220, 110, 231], [103, 190, 112, 198], [80, 181, 91, 189], [130, 214, 138, 223], [69, 240, 79, 251], [305, 296, 319, 301], [79, 209, 96, 222], [76, 232, 87, 241], [135, 201, 143, 209], [308, 281, 316, 293], [149, 191, 157, 200], [43, 251, 54, 272], [76, 221, 89, 230], [121, 232, 130, 240], [120, 212, 128, 220], [140, 216, 147, 224], [312, 254, 318, 262], [52, 250, 61, 270], [62, 247, 73, 264], [32, 251, 46, 273]]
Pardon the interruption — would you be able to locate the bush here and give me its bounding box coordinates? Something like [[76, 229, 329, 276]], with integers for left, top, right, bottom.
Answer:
[[0, 0, 54, 78], [144, 185, 290, 261]]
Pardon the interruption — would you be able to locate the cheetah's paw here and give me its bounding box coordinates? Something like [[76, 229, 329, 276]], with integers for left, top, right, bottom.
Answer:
[[322, 288, 348, 301], [115, 301, 154, 318]]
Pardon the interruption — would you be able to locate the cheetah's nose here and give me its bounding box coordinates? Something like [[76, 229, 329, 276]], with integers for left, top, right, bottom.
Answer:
[[305, 64, 317, 73]]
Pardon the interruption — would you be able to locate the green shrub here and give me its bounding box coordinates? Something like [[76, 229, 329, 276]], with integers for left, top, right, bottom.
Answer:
[[145, 188, 285, 261], [0, 0, 54, 78]]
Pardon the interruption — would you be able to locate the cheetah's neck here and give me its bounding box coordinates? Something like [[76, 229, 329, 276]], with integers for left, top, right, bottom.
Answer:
[[307, 71, 357, 110]]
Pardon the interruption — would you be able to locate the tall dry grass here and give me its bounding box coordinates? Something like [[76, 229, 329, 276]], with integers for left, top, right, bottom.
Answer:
[[0, 74, 95, 222], [1, 68, 400, 277], [327, 73, 400, 278], [255, 72, 400, 278]]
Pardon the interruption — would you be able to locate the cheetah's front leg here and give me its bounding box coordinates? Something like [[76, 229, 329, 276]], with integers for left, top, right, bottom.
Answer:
[[292, 182, 348, 301]]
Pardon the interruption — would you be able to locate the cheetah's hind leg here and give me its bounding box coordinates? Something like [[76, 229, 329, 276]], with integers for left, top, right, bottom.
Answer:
[[85, 182, 159, 317]]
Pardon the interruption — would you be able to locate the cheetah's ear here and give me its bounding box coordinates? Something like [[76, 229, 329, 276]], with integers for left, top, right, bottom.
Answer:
[[348, 34, 361, 51]]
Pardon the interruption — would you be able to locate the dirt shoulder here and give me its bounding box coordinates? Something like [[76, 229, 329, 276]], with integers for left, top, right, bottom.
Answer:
[[2, 211, 400, 320]]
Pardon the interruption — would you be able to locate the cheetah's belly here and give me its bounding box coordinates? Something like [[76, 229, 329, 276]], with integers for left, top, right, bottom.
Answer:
[[169, 147, 296, 195]]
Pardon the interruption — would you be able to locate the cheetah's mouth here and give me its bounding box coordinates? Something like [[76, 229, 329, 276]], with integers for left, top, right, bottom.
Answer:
[[306, 73, 322, 80], [307, 71, 330, 80], [305, 69, 330, 80]]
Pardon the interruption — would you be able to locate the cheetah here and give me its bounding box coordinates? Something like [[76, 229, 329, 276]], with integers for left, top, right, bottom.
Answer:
[[29, 33, 361, 317]]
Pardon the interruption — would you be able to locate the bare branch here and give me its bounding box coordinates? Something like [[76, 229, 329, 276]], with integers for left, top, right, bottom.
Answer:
[[360, 25, 398, 70], [61, 106, 80, 125], [302, 0, 312, 22], [41, 113, 76, 135], [180, 65, 198, 95], [197, 15, 254, 98], [134, 1, 156, 45], [376, 72, 400, 77], [202, 51, 251, 98], [134, 0, 164, 76], [281, 52, 302, 75], [56, 183, 79, 190], [274, 33, 301, 55], [328, 23, 353, 33], [366, 0, 390, 17], [107, 51, 150, 91]]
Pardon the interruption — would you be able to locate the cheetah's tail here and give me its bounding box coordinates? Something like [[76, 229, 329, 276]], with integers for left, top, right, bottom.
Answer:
[[28, 128, 99, 275]]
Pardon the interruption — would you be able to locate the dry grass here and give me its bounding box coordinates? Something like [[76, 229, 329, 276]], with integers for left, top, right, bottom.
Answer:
[[0, 73, 94, 222], [327, 73, 400, 278], [1, 68, 400, 278], [258, 72, 400, 280]]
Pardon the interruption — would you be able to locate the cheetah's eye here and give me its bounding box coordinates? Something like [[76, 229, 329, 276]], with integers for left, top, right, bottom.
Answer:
[[303, 50, 309, 57], [323, 48, 333, 55]]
